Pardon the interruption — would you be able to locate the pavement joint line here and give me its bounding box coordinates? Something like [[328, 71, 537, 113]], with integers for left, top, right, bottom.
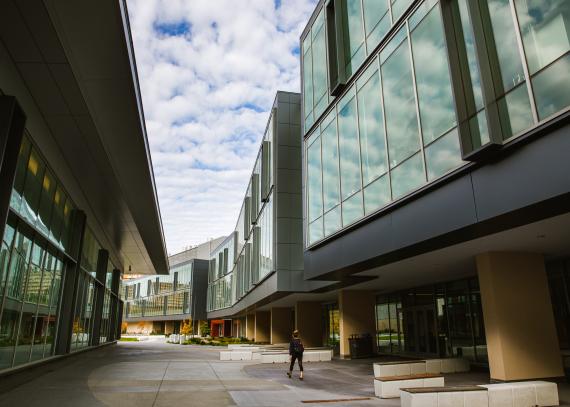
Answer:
[[151, 359, 171, 407], [301, 398, 372, 404]]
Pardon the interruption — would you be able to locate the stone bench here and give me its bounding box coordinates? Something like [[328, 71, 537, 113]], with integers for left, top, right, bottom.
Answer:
[[373, 361, 428, 377], [401, 386, 488, 407], [374, 373, 445, 399], [260, 350, 332, 364], [401, 381, 559, 407], [481, 381, 559, 407]]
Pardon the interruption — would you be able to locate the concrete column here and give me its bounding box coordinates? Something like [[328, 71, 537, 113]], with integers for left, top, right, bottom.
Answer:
[[295, 302, 322, 347], [477, 252, 564, 381], [271, 307, 293, 345], [116, 301, 123, 339], [254, 311, 270, 343], [90, 249, 109, 346], [108, 269, 121, 341], [55, 210, 87, 355], [338, 290, 376, 358], [246, 313, 255, 341], [0, 97, 26, 242]]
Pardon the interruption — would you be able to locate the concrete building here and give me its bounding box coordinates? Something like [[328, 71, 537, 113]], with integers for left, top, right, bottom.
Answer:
[[0, 1, 168, 374], [122, 238, 225, 335], [205, 91, 330, 343], [213, 0, 570, 383]]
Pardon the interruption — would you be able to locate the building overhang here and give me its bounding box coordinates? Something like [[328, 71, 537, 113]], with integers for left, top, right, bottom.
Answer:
[[0, 0, 168, 274]]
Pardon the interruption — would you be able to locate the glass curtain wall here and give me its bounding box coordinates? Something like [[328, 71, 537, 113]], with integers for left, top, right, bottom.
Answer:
[[123, 261, 193, 320], [208, 112, 275, 313], [304, 0, 570, 247], [375, 277, 487, 363]]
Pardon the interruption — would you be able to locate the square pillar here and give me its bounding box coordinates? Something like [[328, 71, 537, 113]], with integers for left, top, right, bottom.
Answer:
[[0, 96, 26, 242], [116, 301, 123, 339], [338, 290, 376, 358], [477, 252, 564, 381], [295, 302, 322, 348], [246, 313, 255, 341], [254, 311, 270, 343], [108, 269, 121, 341], [90, 249, 109, 346], [271, 307, 293, 345]]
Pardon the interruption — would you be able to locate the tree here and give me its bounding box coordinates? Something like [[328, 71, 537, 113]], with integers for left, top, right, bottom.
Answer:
[[180, 318, 193, 335], [200, 320, 211, 337]]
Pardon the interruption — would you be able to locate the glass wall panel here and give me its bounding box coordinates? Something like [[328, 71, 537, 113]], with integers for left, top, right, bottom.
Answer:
[[497, 84, 534, 138], [304, 45, 314, 130], [341, 0, 366, 76], [363, 0, 391, 51], [425, 129, 462, 181], [391, 0, 414, 21], [382, 36, 420, 167], [390, 153, 425, 199], [37, 171, 55, 235], [313, 12, 328, 118], [364, 175, 390, 215], [531, 54, 570, 119], [307, 135, 323, 223], [10, 137, 31, 212], [341, 191, 363, 226], [21, 149, 46, 225], [338, 94, 362, 199], [324, 205, 342, 236], [357, 68, 388, 185], [411, 5, 457, 144]]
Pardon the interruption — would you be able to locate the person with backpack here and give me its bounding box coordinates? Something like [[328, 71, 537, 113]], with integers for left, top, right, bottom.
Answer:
[[287, 330, 304, 380]]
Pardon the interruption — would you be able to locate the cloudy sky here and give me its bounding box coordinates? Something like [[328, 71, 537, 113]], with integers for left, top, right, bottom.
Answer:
[[127, 0, 317, 255]]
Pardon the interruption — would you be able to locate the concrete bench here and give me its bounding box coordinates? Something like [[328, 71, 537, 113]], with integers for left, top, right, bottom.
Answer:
[[425, 358, 470, 374], [260, 350, 332, 364], [373, 361, 427, 378], [374, 373, 444, 399], [401, 386, 488, 407], [480, 381, 559, 407]]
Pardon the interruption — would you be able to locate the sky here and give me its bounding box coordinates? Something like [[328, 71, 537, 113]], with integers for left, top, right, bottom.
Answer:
[[126, 0, 318, 255]]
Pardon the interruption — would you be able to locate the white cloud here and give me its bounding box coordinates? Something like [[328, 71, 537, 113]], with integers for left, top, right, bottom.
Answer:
[[127, 0, 318, 254]]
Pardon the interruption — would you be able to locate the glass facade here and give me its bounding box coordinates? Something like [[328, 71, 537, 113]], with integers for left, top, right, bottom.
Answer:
[[0, 135, 121, 372], [208, 110, 276, 312], [123, 261, 194, 319], [375, 277, 487, 363], [303, 0, 570, 247]]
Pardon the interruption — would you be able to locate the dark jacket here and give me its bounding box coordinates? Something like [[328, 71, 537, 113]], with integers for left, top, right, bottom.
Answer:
[[289, 338, 304, 355]]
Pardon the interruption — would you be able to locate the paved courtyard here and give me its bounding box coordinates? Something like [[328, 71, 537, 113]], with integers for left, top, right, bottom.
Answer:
[[0, 339, 569, 407]]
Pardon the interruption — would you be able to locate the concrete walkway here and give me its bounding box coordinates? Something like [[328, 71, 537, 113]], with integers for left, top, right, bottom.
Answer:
[[0, 339, 569, 407]]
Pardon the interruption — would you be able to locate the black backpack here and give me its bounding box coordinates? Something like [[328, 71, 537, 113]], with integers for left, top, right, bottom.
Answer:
[[293, 338, 304, 354]]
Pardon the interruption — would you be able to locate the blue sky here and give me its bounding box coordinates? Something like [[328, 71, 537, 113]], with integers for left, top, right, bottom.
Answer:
[[127, 0, 318, 254]]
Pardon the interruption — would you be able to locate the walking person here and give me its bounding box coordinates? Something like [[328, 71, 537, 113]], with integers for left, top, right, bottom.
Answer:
[[287, 330, 304, 380]]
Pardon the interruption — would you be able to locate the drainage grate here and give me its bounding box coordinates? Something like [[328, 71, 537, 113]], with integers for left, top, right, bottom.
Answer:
[[301, 397, 371, 404]]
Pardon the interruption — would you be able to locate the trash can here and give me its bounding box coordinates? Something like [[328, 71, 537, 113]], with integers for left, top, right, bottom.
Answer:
[[348, 333, 374, 358]]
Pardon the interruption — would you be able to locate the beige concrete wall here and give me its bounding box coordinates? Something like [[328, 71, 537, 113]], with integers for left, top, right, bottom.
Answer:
[[246, 314, 255, 340], [338, 290, 376, 358], [271, 308, 293, 345], [126, 321, 153, 334], [295, 302, 322, 347], [477, 252, 564, 381], [255, 311, 270, 343]]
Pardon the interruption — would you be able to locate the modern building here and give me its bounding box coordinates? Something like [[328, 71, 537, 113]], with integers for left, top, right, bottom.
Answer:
[[206, 92, 329, 342], [298, 0, 570, 382], [122, 238, 225, 335], [0, 1, 168, 374]]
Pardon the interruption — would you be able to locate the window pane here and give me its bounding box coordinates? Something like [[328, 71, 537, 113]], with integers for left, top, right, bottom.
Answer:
[[321, 116, 341, 212], [391, 153, 425, 199], [11, 137, 31, 212], [391, 0, 414, 21], [309, 217, 324, 245], [303, 47, 314, 120], [515, 0, 570, 75], [498, 84, 534, 139], [307, 136, 323, 222], [342, 192, 363, 226], [22, 149, 46, 224], [532, 53, 570, 120], [338, 95, 362, 199], [363, 0, 389, 36], [313, 14, 328, 116], [486, 0, 527, 92], [342, 0, 365, 76], [382, 37, 420, 167], [357, 70, 388, 185], [469, 110, 491, 149], [37, 171, 56, 235], [324, 206, 342, 236], [425, 129, 463, 180], [364, 175, 391, 214], [457, 0, 485, 111], [411, 5, 457, 144]]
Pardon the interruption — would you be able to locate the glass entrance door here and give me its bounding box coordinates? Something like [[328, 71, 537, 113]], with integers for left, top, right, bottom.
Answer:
[[404, 305, 438, 356]]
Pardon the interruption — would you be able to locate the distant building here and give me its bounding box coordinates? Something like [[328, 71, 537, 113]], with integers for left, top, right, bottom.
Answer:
[[122, 237, 225, 335]]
